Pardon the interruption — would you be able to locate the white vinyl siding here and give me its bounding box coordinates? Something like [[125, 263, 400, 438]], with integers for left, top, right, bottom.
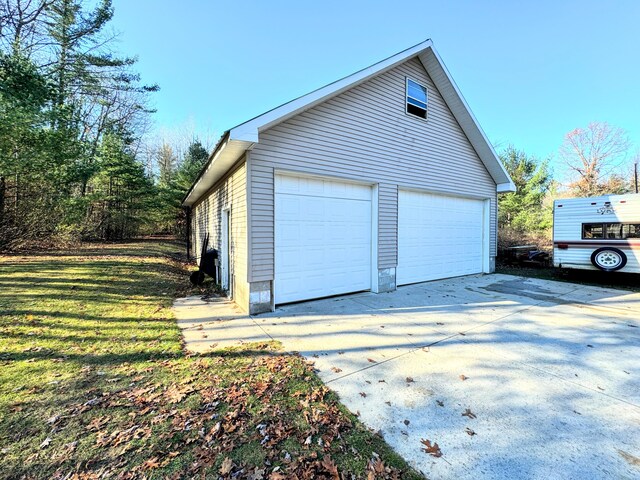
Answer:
[[192, 159, 249, 308], [248, 57, 496, 282], [378, 183, 398, 268]]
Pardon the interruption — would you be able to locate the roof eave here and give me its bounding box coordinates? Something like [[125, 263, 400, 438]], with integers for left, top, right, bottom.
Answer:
[[182, 133, 253, 207], [229, 39, 435, 143], [497, 182, 517, 193]]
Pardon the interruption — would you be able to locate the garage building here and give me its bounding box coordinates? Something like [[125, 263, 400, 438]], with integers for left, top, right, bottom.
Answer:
[[183, 40, 515, 314]]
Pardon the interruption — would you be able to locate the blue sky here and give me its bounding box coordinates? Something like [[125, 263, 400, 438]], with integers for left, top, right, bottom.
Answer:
[[111, 0, 640, 174]]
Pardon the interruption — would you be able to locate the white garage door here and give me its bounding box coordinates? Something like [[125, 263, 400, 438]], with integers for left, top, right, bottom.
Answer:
[[397, 190, 485, 285], [275, 174, 372, 304]]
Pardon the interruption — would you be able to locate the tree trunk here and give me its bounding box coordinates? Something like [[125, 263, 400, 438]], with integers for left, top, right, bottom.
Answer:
[[0, 176, 5, 224]]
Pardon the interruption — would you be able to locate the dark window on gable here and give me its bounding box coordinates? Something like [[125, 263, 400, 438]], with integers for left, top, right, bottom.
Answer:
[[406, 78, 427, 119]]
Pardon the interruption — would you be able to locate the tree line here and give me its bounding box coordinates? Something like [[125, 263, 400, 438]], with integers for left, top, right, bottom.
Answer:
[[498, 121, 638, 248], [0, 0, 206, 249], [1, 1, 636, 253]]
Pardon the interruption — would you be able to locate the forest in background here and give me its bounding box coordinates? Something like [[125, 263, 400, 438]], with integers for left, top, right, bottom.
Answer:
[[0, 0, 209, 250], [498, 121, 639, 250], [2, 1, 638, 253]]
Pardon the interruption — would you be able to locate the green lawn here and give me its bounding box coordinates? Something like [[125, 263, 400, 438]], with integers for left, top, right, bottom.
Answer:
[[0, 239, 422, 479]]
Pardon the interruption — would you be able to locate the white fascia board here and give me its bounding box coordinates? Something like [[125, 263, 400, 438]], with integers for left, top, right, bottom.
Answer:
[[182, 138, 252, 206], [230, 39, 434, 142], [418, 47, 515, 189], [497, 182, 517, 193]]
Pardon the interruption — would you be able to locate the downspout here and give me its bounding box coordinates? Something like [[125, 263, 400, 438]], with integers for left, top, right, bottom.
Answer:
[[184, 206, 192, 260]]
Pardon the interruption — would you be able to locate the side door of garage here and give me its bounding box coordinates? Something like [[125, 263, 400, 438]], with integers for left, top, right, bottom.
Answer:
[[397, 190, 486, 285], [274, 174, 373, 304]]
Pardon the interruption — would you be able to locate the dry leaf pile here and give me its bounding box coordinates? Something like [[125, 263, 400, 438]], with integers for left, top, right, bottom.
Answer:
[[12, 355, 415, 479]]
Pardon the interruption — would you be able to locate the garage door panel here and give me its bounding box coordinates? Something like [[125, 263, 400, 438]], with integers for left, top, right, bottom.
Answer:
[[398, 191, 484, 286], [275, 175, 372, 304]]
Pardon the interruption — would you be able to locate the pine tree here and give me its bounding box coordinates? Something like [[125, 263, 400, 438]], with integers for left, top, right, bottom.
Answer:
[[175, 140, 208, 190], [498, 146, 553, 233]]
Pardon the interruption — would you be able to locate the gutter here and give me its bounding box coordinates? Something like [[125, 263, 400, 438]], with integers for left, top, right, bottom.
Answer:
[[181, 130, 230, 205]]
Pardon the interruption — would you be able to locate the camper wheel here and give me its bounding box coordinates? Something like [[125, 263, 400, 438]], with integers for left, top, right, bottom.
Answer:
[[590, 247, 627, 272]]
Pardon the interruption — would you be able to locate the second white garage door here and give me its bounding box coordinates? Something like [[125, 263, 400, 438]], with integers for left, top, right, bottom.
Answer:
[[397, 190, 485, 285], [275, 174, 372, 304]]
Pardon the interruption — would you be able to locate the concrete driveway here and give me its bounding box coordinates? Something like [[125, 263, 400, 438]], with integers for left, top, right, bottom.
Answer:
[[175, 274, 640, 479]]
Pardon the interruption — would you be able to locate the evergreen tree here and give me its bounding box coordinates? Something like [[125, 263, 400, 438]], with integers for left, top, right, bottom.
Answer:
[[175, 140, 208, 190], [498, 146, 553, 233], [0, 0, 158, 246], [85, 130, 154, 239]]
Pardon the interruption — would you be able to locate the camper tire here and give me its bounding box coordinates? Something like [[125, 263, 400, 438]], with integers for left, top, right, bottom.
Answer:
[[590, 247, 627, 272]]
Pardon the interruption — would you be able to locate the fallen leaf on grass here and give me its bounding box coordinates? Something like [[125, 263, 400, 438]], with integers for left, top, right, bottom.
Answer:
[[39, 437, 52, 449], [368, 456, 386, 475], [220, 457, 234, 475], [462, 408, 477, 419], [142, 457, 160, 470], [86, 415, 111, 431], [248, 467, 266, 480], [46, 415, 60, 425], [420, 438, 442, 457], [321, 455, 340, 479]]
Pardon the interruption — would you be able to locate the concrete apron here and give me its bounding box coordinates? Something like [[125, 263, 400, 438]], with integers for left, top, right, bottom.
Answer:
[[174, 274, 640, 479]]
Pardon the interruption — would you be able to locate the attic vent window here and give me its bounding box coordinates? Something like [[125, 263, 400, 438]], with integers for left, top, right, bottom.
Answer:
[[406, 78, 428, 119]]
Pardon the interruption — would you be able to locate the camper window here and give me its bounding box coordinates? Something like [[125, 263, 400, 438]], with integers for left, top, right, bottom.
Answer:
[[605, 223, 624, 239], [582, 224, 604, 239], [583, 222, 640, 240], [627, 224, 640, 238]]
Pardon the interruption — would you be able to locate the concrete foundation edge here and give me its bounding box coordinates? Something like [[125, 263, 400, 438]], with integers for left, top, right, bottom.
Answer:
[[248, 280, 273, 315]]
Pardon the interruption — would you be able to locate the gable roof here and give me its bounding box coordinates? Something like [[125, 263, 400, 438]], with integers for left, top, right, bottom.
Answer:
[[183, 39, 515, 206]]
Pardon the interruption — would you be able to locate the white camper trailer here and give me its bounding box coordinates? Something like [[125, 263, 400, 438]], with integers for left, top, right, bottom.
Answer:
[[553, 193, 640, 273]]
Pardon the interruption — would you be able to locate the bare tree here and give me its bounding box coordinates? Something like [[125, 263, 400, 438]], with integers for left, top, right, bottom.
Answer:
[[155, 143, 177, 185], [560, 121, 632, 197]]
